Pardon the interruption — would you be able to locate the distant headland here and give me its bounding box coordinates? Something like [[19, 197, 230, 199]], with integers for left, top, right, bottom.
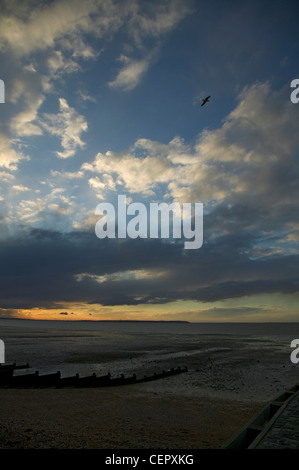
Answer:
[[0, 318, 190, 323]]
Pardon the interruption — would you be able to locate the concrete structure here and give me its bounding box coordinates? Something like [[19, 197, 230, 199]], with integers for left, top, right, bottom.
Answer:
[[223, 384, 299, 449]]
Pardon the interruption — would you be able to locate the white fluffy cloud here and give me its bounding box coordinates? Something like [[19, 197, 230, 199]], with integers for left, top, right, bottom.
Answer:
[[84, 82, 298, 199], [82, 147, 176, 196], [0, 134, 28, 170], [12, 184, 30, 192], [108, 0, 191, 90], [10, 186, 76, 232], [108, 55, 151, 91], [41, 98, 88, 158], [0, 0, 192, 176], [0, 0, 117, 56], [82, 82, 299, 246]]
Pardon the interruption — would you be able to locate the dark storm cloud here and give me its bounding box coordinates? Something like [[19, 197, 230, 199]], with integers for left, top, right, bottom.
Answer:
[[0, 228, 183, 308], [0, 224, 298, 312]]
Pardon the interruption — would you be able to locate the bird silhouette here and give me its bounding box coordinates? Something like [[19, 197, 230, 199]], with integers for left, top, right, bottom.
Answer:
[[201, 95, 211, 107]]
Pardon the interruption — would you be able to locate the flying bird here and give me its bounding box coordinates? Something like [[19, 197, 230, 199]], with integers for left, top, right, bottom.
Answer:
[[201, 95, 211, 107]]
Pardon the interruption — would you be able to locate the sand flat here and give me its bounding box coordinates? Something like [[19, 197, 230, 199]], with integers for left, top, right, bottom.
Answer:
[[1, 321, 298, 449], [0, 384, 262, 449]]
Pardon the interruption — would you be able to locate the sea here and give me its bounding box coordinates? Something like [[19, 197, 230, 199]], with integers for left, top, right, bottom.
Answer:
[[1, 319, 298, 385]]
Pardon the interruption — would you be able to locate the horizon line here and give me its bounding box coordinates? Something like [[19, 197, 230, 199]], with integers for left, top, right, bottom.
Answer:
[[1, 318, 299, 324]]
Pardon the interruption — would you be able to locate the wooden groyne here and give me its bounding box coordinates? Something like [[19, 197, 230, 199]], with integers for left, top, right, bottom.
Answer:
[[0, 363, 31, 386], [0, 364, 188, 389], [0, 362, 30, 371]]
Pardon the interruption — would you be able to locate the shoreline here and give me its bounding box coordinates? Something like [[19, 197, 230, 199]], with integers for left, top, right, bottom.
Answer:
[[1, 322, 298, 449]]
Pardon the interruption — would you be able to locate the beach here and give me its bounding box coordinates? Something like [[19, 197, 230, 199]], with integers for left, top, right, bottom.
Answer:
[[0, 320, 299, 449], [0, 387, 262, 449]]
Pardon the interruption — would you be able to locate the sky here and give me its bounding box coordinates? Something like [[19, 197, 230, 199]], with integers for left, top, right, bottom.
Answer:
[[0, 0, 299, 322]]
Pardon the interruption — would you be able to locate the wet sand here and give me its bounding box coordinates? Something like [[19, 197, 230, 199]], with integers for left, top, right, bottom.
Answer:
[[1, 323, 298, 449], [1, 349, 298, 449]]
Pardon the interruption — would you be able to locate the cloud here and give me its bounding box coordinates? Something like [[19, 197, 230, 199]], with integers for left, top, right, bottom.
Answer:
[[128, 0, 192, 46], [0, 0, 191, 58], [41, 98, 88, 158], [9, 186, 77, 233], [1, 65, 299, 315], [10, 93, 44, 137], [51, 169, 85, 179], [0, 0, 116, 56], [1, 0, 192, 168], [0, 171, 15, 182], [47, 50, 81, 76], [4, 80, 297, 270], [0, 134, 28, 170], [75, 269, 166, 284], [83, 82, 299, 248], [107, 1, 192, 90], [88, 174, 117, 199], [82, 145, 177, 196], [108, 55, 151, 91], [75, 80, 299, 312], [12, 184, 30, 192], [0, 227, 298, 311], [0, 1, 123, 153]]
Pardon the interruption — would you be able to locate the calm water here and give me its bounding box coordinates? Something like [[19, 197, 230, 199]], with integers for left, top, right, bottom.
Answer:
[[1, 319, 298, 379], [1, 318, 299, 334]]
